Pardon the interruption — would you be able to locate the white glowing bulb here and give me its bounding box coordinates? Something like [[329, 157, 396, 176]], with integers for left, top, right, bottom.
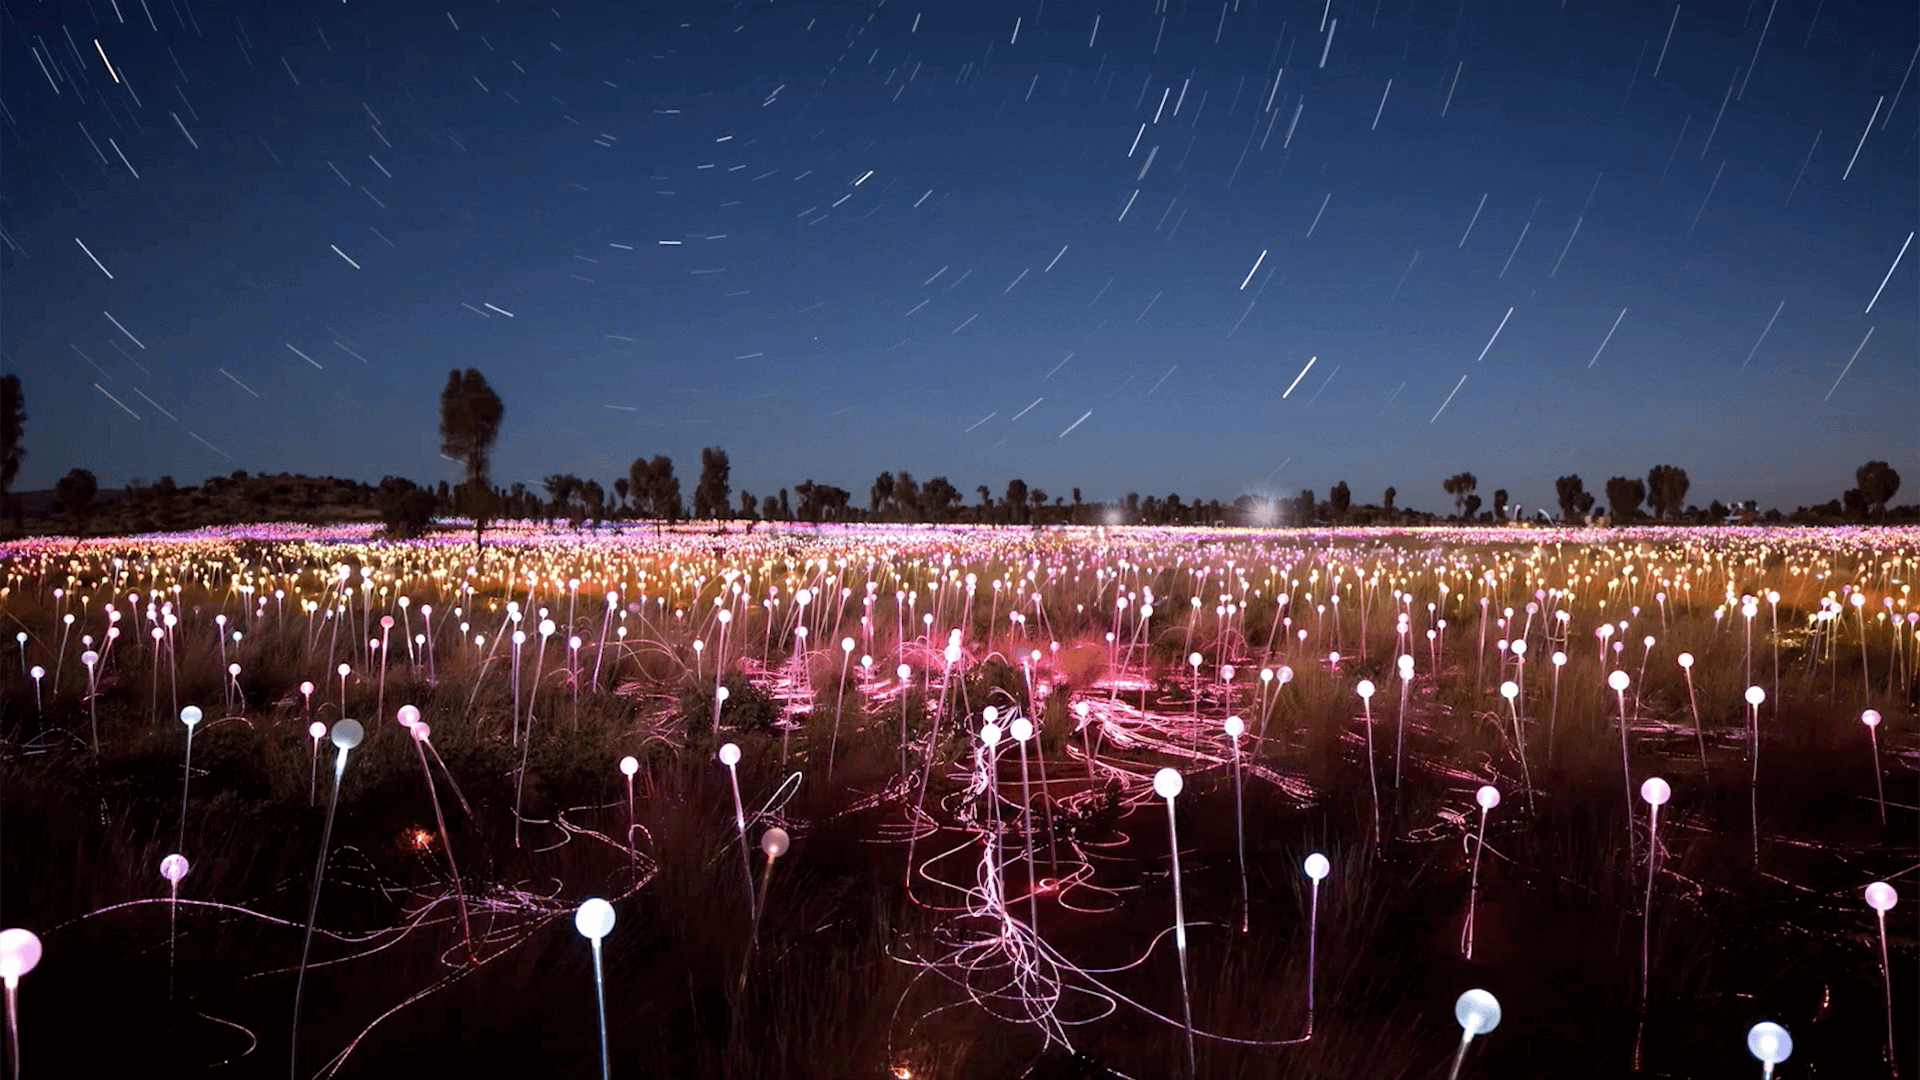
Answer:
[[1304, 852, 1330, 880], [620, 756, 639, 777], [1153, 767, 1183, 799], [1224, 715, 1244, 738], [574, 897, 616, 941], [1677, 652, 1693, 669], [1608, 670, 1630, 692], [1864, 881, 1896, 912], [1640, 777, 1670, 806], [1476, 785, 1500, 810], [718, 742, 741, 766], [1356, 680, 1375, 699], [1500, 680, 1518, 700], [1745, 685, 1765, 706]]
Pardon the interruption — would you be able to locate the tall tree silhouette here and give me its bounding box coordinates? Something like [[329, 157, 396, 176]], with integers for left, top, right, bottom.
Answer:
[[1442, 472, 1478, 518], [0, 375, 22, 533], [1329, 481, 1352, 521], [1646, 465, 1690, 519], [1855, 461, 1901, 521], [870, 472, 895, 520], [56, 467, 97, 536], [1555, 475, 1594, 522], [693, 447, 730, 519], [630, 456, 679, 531], [1604, 476, 1645, 521], [439, 368, 504, 557]]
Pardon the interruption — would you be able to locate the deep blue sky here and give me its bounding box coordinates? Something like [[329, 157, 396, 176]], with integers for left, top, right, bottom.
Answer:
[[3, 1, 1914, 515]]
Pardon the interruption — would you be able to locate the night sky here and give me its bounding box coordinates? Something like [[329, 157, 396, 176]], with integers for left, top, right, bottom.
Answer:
[[3, 1, 1915, 516]]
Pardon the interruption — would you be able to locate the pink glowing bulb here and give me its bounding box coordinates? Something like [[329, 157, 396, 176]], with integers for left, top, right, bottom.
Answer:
[[1356, 680, 1375, 699], [1640, 777, 1671, 806], [1745, 685, 1765, 706], [1224, 715, 1244, 738], [1865, 882, 1896, 912], [1608, 670, 1630, 692], [397, 704, 421, 728], [718, 742, 741, 767], [761, 828, 791, 858], [1476, 785, 1500, 810], [308, 721, 326, 740], [1862, 709, 1881, 728], [1677, 652, 1693, 669], [981, 722, 1002, 747], [1188, 652, 1202, 669], [380, 615, 394, 630], [1500, 681, 1518, 700], [337, 663, 350, 677], [897, 663, 912, 681], [1278, 666, 1294, 685], [0, 928, 43, 981], [161, 854, 190, 884], [1011, 718, 1033, 742]]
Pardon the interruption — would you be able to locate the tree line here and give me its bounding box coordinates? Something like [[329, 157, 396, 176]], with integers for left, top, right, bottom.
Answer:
[[0, 370, 1906, 539]]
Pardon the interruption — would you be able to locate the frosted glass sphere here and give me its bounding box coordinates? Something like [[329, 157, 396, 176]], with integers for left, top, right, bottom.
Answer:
[[81, 650, 99, 667], [1500, 681, 1518, 700], [982, 706, 998, 725], [1745, 686, 1766, 706], [574, 898, 615, 941], [619, 756, 639, 777], [1224, 716, 1244, 738], [1865, 882, 1896, 913], [160, 854, 190, 884], [396, 705, 421, 728], [760, 828, 791, 858], [1608, 671, 1630, 692], [331, 719, 364, 749], [1677, 652, 1693, 669], [412, 723, 431, 742], [308, 721, 327, 740], [1746, 1022, 1792, 1065], [1862, 709, 1882, 728], [718, 743, 741, 766], [1455, 989, 1502, 1035], [1476, 786, 1500, 810], [1356, 680, 1375, 699], [1303, 853, 1330, 881], [981, 723, 1002, 747], [301, 680, 315, 695], [1010, 718, 1033, 742], [716, 686, 730, 703], [1640, 777, 1671, 807], [1153, 768, 1183, 800], [0, 929, 43, 980], [180, 705, 202, 726]]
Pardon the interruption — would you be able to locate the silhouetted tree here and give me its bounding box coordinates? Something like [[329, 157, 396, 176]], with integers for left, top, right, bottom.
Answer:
[[1463, 494, 1482, 520], [1, 375, 22, 532], [760, 494, 779, 521], [870, 472, 895, 519], [693, 447, 730, 519], [976, 485, 993, 522], [1604, 476, 1645, 521], [580, 479, 605, 523], [629, 456, 679, 531], [893, 470, 921, 520], [1071, 487, 1083, 524], [1708, 498, 1728, 521], [1293, 489, 1316, 525], [543, 474, 579, 522], [1492, 488, 1509, 520], [1843, 488, 1868, 519], [56, 467, 97, 535], [1329, 481, 1352, 521], [613, 477, 630, 512], [1443, 472, 1478, 518], [778, 488, 790, 519], [1382, 486, 1396, 512], [440, 368, 504, 557], [376, 476, 437, 538], [738, 489, 756, 520], [1646, 465, 1690, 519], [1555, 475, 1593, 522], [1004, 479, 1029, 525], [1856, 461, 1901, 520], [922, 477, 961, 522]]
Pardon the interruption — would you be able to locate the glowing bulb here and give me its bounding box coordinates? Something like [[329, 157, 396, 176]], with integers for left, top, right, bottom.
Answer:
[[1153, 767, 1183, 799], [982, 705, 998, 724], [180, 705, 202, 727], [1746, 1022, 1792, 1065], [1500, 680, 1518, 700], [160, 853, 190, 884], [981, 722, 1002, 747], [1745, 685, 1765, 706], [1640, 777, 1670, 806], [1608, 670, 1630, 692], [1677, 652, 1693, 669], [574, 897, 616, 940], [1864, 881, 1896, 912], [1476, 785, 1500, 810], [308, 721, 326, 740], [331, 719, 364, 749], [760, 827, 791, 858], [1356, 680, 1375, 699], [1455, 989, 1502, 1035], [396, 704, 420, 728], [1304, 852, 1329, 880], [1011, 718, 1033, 742], [1862, 709, 1881, 728], [1224, 715, 1244, 738], [619, 756, 639, 777], [0, 928, 43, 980]]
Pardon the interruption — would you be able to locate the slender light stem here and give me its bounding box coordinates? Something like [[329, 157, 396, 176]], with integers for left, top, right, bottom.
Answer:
[[413, 738, 474, 964], [589, 938, 610, 1080], [5, 978, 18, 1080], [292, 750, 349, 1080], [1446, 1029, 1477, 1080], [178, 726, 194, 854], [726, 765, 757, 928], [1305, 879, 1320, 1035], [1868, 727, 1886, 827], [1877, 910, 1895, 1073], [1231, 741, 1248, 933], [1017, 737, 1037, 931], [1165, 796, 1196, 1079], [1642, 805, 1659, 1010], [1618, 690, 1636, 864], [1749, 702, 1760, 867], [1464, 807, 1488, 959]]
